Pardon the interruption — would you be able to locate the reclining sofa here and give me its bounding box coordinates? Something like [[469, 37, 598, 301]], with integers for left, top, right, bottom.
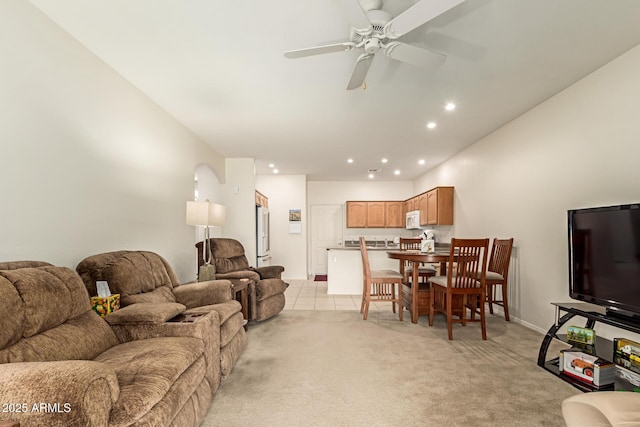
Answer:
[[196, 238, 287, 321], [76, 250, 247, 380], [0, 261, 218, 426]]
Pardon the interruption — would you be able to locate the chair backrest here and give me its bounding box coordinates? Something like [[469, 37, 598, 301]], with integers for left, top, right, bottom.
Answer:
[[359, 237, 371, 285], [76, 250, 179, 306], [448, 238, 490, 289], [0, 265, 119, 363], [488, 238, 514, 278], [199, 238, 252, 273], [400, 238, 421, 251]]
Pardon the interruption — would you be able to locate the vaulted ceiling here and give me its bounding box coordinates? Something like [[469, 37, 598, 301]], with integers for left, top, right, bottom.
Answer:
[[30, 0, 640, 180]]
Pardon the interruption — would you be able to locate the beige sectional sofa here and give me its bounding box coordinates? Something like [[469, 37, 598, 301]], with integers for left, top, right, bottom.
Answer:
[[0, 261, 223, 426]]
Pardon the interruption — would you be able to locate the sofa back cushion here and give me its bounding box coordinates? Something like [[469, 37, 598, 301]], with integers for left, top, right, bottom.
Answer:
[[0, 266, 118, 363], [211, 238, 251, 273], [76, 251, 178, 306]]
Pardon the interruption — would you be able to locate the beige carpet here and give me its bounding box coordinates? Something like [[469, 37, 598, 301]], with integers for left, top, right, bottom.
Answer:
[[202, 310, 579, 427]]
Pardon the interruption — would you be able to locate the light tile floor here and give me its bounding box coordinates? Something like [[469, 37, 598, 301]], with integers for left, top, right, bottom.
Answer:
[[284, 279, 390, 312]]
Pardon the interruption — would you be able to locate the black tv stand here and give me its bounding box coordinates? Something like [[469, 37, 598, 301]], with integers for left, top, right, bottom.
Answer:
[[606, 307, 640, 323], [538, 302, 640, 392]]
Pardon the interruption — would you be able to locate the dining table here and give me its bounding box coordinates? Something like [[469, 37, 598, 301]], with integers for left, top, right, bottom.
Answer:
[[386, 249, 455, 324]]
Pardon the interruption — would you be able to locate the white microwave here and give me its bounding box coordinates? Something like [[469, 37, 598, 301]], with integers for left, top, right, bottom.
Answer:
[[406, 210, 420, 229]]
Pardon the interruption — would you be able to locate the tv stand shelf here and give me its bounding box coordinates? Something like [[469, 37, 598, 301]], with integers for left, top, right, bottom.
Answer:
[[538, 302, 640, 392]]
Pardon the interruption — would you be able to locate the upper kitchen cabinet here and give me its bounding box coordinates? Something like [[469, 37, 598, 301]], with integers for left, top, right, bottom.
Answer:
[[345, 201, 404, 228], [385, 201, 404, 228], [366, 202, 386, 228], [255, 190, 268, 207], [419, 187, 454, 225], [346, 201, 367, 228]]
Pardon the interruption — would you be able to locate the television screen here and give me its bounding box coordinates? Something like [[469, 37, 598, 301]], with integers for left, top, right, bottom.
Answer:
[[569, 203, 640, 318]]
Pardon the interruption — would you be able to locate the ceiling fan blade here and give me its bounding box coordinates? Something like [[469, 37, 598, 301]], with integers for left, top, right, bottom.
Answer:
[[384, 0, 466, 39], [346, 53, 374, 90], [384, 42, 446, 69], [284, 42, 355, 59]]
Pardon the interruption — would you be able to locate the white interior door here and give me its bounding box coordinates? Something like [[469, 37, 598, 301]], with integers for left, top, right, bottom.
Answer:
[[310, 204, 343, 275]]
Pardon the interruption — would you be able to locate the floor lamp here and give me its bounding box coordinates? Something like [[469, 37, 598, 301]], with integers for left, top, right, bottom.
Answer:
[[186, 200, 226, 281]]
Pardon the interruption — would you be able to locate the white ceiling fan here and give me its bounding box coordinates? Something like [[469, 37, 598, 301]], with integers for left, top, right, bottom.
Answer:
[[284, 0, 466, 90]]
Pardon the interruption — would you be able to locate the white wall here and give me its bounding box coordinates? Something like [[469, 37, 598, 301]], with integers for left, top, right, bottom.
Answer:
[[414, 43, 640, 333], [256, 175, 307, 280], [0, 0, 225, 281], [221, 158, 257, 265], [308, 180, 415, 240]]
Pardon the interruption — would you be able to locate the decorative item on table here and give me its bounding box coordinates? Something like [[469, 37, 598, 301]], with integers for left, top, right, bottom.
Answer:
[[559, 349, 615, 387], [420, 230, 435, 253], [567, 325, 596, 345], [613, 338, 640, 385], [90, 280, 120, 317], [186, 199, 226, 281]]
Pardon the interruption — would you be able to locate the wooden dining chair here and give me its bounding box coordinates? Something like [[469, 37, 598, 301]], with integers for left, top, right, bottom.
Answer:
[[482, 238, 514, 321], [428, 238, 489, 340], [399, 238, 436, 283], [359, 237, 403, 321]]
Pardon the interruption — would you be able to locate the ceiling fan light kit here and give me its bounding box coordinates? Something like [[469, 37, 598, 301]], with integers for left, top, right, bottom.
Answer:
[[283, 0, 466, 90]]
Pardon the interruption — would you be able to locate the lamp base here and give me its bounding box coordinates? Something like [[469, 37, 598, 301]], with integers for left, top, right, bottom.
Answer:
[[198, 264, 216, 282]]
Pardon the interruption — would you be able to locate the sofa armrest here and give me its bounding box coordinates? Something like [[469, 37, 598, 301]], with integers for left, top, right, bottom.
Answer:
[[215, 270, 261, 282], [174, 280, 233, 309], [0, 360, 119, 426], [252, 265, 285, 279], [104, 302, 185, 325]]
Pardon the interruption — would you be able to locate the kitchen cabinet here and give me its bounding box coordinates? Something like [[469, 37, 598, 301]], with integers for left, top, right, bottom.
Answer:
[[346, 201, 367, 228], [419, 186, 454, 226], [366, 202, 386, 227], [346, 201, 404, 228], [255, 191, 268, 207], [404, 197, 419, 214], [385, 201, 404, 228]]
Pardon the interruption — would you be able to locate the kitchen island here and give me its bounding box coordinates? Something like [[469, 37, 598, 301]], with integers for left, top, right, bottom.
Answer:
[[327, 246, 400, 295]]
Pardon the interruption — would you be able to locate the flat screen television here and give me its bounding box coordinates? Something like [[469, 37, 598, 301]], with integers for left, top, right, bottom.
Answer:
[[568, 203, 640, 319]]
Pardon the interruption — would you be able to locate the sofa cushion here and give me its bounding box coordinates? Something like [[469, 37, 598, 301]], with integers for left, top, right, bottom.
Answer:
[[0, 310, 119, 363], [1, 266, 91, 338], [121, 285, 176, 306], [210, 238, 251, 273], [0, 266, 119, 362], [0, 276, 24, 349], [94, 336, 204, 426], [76, 251, 179, 304]]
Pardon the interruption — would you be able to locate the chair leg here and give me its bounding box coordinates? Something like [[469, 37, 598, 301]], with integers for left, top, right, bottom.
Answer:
[[446, 291, 453, 340], [363, 300, 370, 320], [487, 284, 494, 314], [501, 282, 510, 321], [480, 293, 487, 340], [397, 284, 403, 321], [428, 285, 435, 326]]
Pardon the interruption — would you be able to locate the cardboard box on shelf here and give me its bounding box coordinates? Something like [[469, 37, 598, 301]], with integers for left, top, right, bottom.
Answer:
[[559, 349, 616, 387]]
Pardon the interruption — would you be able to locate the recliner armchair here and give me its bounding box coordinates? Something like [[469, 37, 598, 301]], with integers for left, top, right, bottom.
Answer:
[[197, 238, 287, 321], [76, 250, 247, 382]]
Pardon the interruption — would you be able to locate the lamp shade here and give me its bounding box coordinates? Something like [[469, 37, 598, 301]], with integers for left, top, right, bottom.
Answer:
[[208, 203, 226, 227], [186, 201, 226, 227]]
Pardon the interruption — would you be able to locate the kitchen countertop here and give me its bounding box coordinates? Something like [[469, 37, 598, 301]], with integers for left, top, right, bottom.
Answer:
[[327, 246, 398, 251]]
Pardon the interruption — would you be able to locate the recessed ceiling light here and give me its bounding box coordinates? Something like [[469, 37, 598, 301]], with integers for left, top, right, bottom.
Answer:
[[394, 170, 400, 175], [368, 173, 374, 179], [273, 169, 279, 174], [427, 122, 437, 129], [418, 159, 426, 165], [268, 163, 275, 168], [347, 158, 354, 163], [381, 158, 388, 163], [445, 102, 456, 111]]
